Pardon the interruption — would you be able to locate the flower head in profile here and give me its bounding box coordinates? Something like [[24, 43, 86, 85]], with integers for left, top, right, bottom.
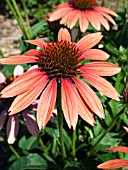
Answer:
[[0, 28, 121, 129], [49, 0, 118, 32], [0, 65, 39, 144], [98, 146, 128, 169]]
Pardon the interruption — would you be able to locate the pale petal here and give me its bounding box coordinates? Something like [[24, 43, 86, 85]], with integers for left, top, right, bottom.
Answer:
[[0, 109, 8, 130], [58, 28, 71, 42], [1, 68, 43, 97], [85, 10, 101, 30], [79, 49, 110, 60], [24, 40, 47, 48], [7, 115, 19, 144], [22, 109, 39, 137], [72, 76, 104, 119], [95, 6, 118, 17], [37, 78, 57, 129], [97, 159, 128, 169], [107, 146, 128, 154], [82, 73, 120, 101], [67, 10, 80, 29], [80, 62, 121, 76], [0, 72, 6, 83], [9, 76, 48, 115], [0, 55, 38, 64], [61, 78, 78, 129], [13, 65, 24, 77], [76, 32, 103, 51], [79, 11, 89, 32]]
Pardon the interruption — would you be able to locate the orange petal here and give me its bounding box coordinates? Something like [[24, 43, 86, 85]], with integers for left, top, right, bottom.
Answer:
[[82, 73, 120, 101], [23, 49, 41, 56], [107, 146, 128, 153], [37, 78, 57, 129], [67, 9, 80, 29], [1, 68, 42, 97], [79, 49, 109, 60], [79, 11, 89, 33], [95, 6, 118, 17], [58, 28, 71, 42], [61, 78, 78, 129], [60, 9, 74, 25], [81, 62, 121, 76], [24, 40, 47, 48], [0, 55, 38, 64], [85, 10, 101, 30], [72, 76, 104, 119], [76, 32, 103, 51], [97, 159, 128, 169], [9, 76, 48, 115], [98, 11, 116, 25]]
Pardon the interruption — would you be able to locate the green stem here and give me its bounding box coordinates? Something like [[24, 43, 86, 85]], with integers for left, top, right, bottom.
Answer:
[[108, 0, 111, 8], [39, 137, 48, 154], [115, 0, 121, 11], [0, 49, 4, 58], [57, 81, 67, 159], [9, 145, 20, 158], [72, 128, 77, 158], [89, 108, 125, 156]]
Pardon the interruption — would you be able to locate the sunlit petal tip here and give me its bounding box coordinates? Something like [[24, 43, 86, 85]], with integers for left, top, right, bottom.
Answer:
[[0, 72, 6, 83], [14, 65, 24, 77], [58, 28, 71, 42]]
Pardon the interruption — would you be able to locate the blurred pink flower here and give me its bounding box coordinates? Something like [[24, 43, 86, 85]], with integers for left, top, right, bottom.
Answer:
[[0, 65, 39, 144], [97, 146, 128, 169], [49, 0, 118, 32], [0, 28, 121, 129]]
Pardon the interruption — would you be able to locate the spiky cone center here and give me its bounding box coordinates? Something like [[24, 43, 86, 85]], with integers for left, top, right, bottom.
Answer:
[[38, 41, 82, 78], [68, 0, 96, 10]]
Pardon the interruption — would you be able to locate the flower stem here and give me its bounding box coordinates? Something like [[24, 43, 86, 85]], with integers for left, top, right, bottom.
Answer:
[[72, 128, 77, 158], [57, 81, 67, 159], [9, 145, 20, 158], [39, 137, 48, 154]]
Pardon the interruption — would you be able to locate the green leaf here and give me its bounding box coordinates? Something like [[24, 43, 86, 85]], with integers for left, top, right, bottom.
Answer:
[[9, 154, 48, 170]]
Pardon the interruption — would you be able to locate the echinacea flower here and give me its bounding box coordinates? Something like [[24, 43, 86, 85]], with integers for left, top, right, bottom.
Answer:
[[49, 0, 118, 32], [97, 146, 128, 169], [0, 28, 121, 129], [0, 65, 39, 144]]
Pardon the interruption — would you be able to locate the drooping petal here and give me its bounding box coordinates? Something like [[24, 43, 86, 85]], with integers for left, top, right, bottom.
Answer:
[[98, 11, 116, 25], [37, 78, 57, 129], [60, 9, 74, 25], [6, 115, 19, 144], [80, 62, 121, 76], [0, 109, 8, 130], [72, 76, 104, 119], [9, 76, 48, 115], [58, 28, 71, 42], [0, 55, 38, 64], [22, 109, 39, 137], [97, 159, 128, 169], [79, 11, 89, 32], [67, 9, 80, 29], [107, 146, 128, 154], [24, 40, 47, 48], [1, 68, 43, 97], [49, 6, 72, 21], [61, 78, 78, 129], [76, 32, 103, 51], [85, 10, 101, 30], [95, 6, 118, 17], [79, 49, 110, 60], [93, 10, 110, 30], [0, 72, 6, 83], [13, 65, 24, 77], [82, 73, 120, 101]]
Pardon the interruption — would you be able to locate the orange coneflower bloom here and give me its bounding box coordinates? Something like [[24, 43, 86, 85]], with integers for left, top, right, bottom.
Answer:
[[0, 28, 121, 129], [49, 0, 118, 32], [97, 146, 128, 169], [0, 65, 39, 144]]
